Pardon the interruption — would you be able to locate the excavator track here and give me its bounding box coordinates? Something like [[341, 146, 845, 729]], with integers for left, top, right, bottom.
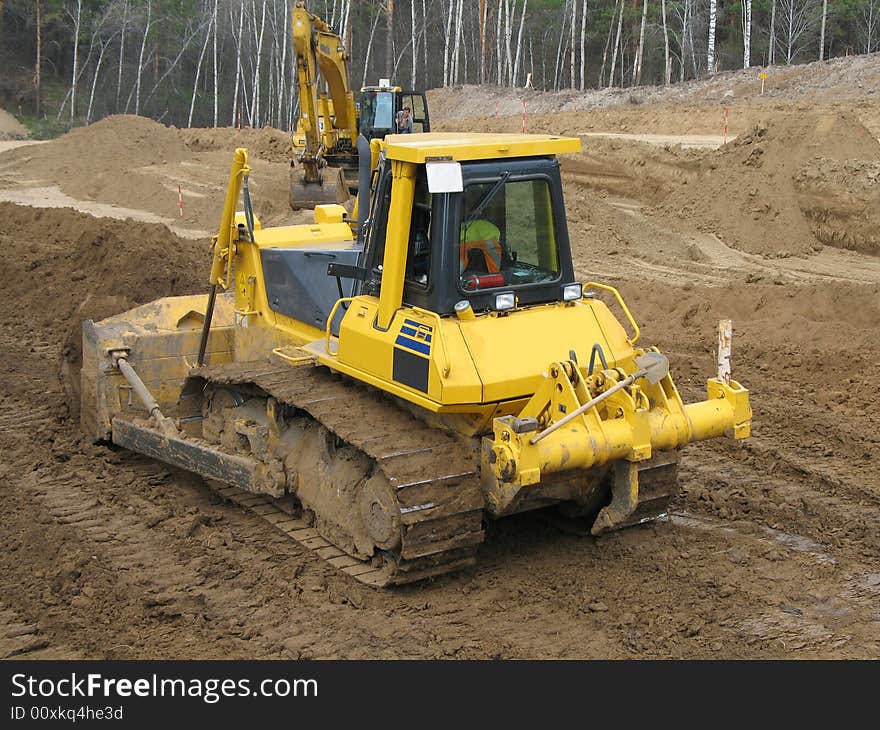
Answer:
[[192, 361, 485, 587]]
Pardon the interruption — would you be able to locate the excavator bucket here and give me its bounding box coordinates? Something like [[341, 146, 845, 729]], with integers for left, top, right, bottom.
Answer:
[[289, 164, 349, 211]]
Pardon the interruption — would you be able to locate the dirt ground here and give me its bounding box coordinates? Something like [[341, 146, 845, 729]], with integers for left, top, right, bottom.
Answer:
[[0, 56, 878, 660]]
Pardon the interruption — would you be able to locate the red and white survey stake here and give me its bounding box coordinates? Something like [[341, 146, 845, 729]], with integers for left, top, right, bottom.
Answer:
[[722, 107, 730, 145], [178, 184, 183, 218], [521, 99, 526, 134]]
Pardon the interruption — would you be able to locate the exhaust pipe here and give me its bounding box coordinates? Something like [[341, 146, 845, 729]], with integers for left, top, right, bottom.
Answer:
[[356, 133, 371, 247]]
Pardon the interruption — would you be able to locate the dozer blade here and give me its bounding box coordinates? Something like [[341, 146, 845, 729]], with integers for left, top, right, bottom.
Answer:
[[289, 164, 349, 211]]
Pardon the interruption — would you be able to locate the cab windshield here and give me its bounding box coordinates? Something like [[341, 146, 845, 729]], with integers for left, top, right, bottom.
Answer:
[[458, 178, 559, 293], [360, 91, 394, 135]]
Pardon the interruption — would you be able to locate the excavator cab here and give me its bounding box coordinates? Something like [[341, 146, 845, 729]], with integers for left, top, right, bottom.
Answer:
[[359, 85, 430, 138]]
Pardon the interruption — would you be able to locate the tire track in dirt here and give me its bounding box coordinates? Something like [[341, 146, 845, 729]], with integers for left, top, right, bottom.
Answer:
[[16, 453, 283, 659], [0, 604, 79, 659]]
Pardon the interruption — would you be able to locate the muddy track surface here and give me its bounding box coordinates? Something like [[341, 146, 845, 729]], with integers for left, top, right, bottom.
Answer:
[[2, 85, 879, 657]]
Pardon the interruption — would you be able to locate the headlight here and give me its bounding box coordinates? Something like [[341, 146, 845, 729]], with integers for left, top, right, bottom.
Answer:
[[563, 283, 582, 301], [494, 292, 516, 311]]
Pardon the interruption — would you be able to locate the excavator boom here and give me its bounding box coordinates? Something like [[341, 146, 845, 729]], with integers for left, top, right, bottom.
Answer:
[[289, 2, 352, 207]]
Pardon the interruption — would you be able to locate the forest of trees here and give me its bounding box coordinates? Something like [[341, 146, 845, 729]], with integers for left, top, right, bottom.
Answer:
[[1, 0, 878, 131]]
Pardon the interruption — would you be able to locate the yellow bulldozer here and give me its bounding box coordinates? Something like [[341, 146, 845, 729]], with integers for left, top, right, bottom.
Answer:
[[81, 132, 751, 586]]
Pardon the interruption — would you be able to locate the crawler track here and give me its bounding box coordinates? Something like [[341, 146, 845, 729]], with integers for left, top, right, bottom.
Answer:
[[194, 361, 485, 586]]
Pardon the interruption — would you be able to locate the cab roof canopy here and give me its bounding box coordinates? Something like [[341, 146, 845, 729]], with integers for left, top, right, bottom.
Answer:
[[383, 132, 582, 164]]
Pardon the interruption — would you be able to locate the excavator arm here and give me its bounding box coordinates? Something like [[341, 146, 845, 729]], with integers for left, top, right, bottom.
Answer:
[[291, 2, 357, 186], [292, 3, 324, 184], [312, 24, 357, 142]]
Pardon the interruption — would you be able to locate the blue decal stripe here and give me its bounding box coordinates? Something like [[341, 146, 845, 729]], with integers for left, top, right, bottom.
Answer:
[[403, 318, 432, 331], [395, 335, 431, 356], [401, 325, 433, 343]]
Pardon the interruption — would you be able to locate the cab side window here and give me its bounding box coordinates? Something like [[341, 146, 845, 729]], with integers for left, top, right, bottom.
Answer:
[[405, 174, 432, 289]]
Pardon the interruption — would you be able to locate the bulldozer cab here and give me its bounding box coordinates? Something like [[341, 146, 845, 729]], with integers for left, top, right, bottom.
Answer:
[[359, 86, 430, 138], [357, 147, 575, 318]]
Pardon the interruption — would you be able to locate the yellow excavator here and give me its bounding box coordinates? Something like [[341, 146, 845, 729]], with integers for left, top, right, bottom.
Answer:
[[81, 133, 751, 586], [289, 2, 429, 210]]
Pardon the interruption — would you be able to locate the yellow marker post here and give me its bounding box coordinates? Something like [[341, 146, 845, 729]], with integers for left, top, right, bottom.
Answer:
[[759, 71, 768, 95]]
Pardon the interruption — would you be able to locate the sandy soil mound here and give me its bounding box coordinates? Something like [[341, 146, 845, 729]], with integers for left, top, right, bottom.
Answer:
[[0, 202, 207, 419], [430, 54, 880, 121], [179, 126, 292, 163], [655, 111, 880, 256], [794, 157, 880, 256], [2, 116, 291, 232], [0, 108, 29, 140], [2, 201, 206, 323]]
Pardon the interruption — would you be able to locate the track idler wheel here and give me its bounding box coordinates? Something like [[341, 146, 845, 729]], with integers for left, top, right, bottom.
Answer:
[[359, 474, 402, 552]]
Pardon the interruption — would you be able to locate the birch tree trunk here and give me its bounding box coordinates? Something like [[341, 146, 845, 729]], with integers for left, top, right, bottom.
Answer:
[[116, 0, 127, 110], [70, 0, 82, 120], [633, 0, 648, 86], [599, 0, 618, 86], [277, 0, 289, 128], [385, 0, 394, 78], [421, 0, 427, 86], [680, 0, 690, 82], [34, 0, 41, 116], [231, 1, 244, 125], [743, 0, 752, 68], [363, 4, 382, 86], [661, 0, 670, 83], [188, 20, 212, 128], [496, 0, 503, 83], [452, 0, 464, 83], [608, 0, 624, 88], [212, 0, 218, 127], [410, 0, 417, 87], [87, 36, 110, 123], [688, 1, 697, 77], [134, 0, 151, 115], [707, 0, 717, 75], [579, 0, 587, 91], [512, 0, 527, 86], [569, 0, 576, 88], [769, 0, 777, 65], [478, 0, 487, 83], [787, 2, 793, 63], [553, 0, 569, 90], [251, 0, 267, 126], [819, 0, 828, 60], [505, 0, 514, 85], [443, 0, 453, 86]]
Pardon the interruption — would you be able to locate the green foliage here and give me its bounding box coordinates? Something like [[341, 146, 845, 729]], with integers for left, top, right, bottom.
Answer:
[[20, 113, 73, 139]]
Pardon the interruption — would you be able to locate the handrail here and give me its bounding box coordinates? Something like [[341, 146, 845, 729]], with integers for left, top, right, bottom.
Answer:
[[583, 281, 641, 346], [324, 297, 355, 355], [409, 306, 451, 378]]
